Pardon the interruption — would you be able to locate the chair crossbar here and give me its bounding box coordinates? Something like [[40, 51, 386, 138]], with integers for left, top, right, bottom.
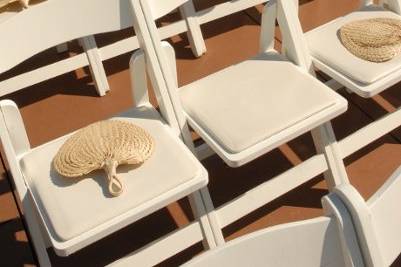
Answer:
[[108, 221, 204, 267], [338, 105, 401, 158], [0, 0, 267, 97], [216, 154, 328, 228]]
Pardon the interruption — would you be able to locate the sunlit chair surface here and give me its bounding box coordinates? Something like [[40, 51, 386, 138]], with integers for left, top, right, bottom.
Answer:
[[183, 167, 401, 267], [334, 166, 401, 267], [0, 0, 216, 266], [183, 193, 364, 267], [0, 0, 204, 97], [130, 0, 350, 245], [303, 0, 401, 160]]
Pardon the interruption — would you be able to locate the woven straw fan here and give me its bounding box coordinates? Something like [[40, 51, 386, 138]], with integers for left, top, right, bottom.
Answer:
[[53, 120, 154, 197], [340, 18, 401, 62], [0, 0, 29, 9]]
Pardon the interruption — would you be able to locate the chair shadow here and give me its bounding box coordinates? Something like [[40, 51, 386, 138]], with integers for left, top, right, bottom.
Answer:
[[0, 218, 36, 267]]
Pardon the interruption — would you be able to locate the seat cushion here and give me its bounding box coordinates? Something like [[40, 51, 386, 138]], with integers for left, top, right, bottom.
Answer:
[[20, 106, 206, 243], [306, 5, 401, 84], [179, 52, 342, 154]]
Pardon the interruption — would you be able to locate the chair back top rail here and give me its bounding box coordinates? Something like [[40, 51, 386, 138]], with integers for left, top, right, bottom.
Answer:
[[334, 166, 401, 267], [146, 0, 188, 20], [0, 0, 133, 74], [184, 194, 364, 267], [131, 0, 192, 142], [368, 167, 401, 265]]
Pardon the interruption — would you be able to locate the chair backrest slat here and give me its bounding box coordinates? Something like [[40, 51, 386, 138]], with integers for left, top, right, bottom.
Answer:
[[368, 167, 401, 266], [335, 167, 401, 267], [131, 0, 191, 140], [184, 217, 347, 267], [184, 194, 364, 267], [0, 0, 133, 74], [146, 0, 189, 20]]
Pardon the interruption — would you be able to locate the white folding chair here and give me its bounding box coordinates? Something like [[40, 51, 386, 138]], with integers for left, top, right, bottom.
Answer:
[[184, 167, 401, 267], [183, 192, 364, 267], [130, 0, 350, 245], [0, 0, 205, 97], [334, 166, 401, 267], [0, 1, 216, 266], [302, 0, 401, 159]]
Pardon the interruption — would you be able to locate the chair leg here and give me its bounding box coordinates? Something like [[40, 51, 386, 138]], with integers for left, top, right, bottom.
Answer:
[[180, 124, 225, 246], [311, 122, 349, 190], [23, 200, 52, 267], [199, 188, 226, 246], [80, 36, 110, 96], [179, 1, 206, 57], [188, 190, 217, 250]]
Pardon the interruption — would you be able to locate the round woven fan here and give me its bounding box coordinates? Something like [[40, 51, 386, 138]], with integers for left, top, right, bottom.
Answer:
[[53, 120, 154, 197], [340, 18, 401, 62]]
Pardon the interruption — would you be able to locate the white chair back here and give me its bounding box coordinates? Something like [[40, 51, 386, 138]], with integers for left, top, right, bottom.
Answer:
[[0, 0, 133, 74], [146, 0, 188, 20], [130, 0, 195, 145], [335, 167, 401, 267], [183, 194, 364, 267]]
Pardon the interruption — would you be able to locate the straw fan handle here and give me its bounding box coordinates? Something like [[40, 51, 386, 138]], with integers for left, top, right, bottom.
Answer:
[[104, 160, 124, 197]]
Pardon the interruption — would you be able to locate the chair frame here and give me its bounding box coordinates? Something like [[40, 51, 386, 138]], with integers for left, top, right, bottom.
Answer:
[[183, 192, 365, 267], [334, 166, 401, 267], [0, 0, 204, 97], [0, 54, 218, 267], [0, 0, 272, 97], [130, 0, 350, 246], [0, 1, 220, 265], [301, 0, 401, 162]]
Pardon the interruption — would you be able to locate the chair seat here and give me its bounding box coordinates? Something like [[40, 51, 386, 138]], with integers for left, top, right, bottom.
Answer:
[[20, 106, 207, 255], [306, 5, 401, 88], [180, 52, 347, 166]]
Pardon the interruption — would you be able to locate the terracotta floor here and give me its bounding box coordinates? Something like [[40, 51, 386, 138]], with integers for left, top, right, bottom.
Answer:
[[1, 0, 401, 266]]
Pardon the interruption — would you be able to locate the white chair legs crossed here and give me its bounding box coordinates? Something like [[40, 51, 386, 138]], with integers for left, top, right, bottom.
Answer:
[[130, 0, 350, 246]]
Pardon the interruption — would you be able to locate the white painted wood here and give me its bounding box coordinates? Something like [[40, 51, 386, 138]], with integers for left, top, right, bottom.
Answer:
[[147, 0, 189, 20], [0, 40, 216, 266], [108, 222, 204, 267], [277, 0, 313, 72], [0, 101, 51, 266], [0, 0, 268, 97], [259, 0, 277, 53], [302, 2, 401, 160], [334, 186, 384, 267], [129, 50, 150, 107], [0, 0, 133, 74], [179, 1, 206, 57], [80, 36, 110, 96], [385, 0, 401, 14], [132, 0, 349, 250], [325, 79, 344, 91], [195, 143, 216, 160], [216, 154, 328, 227], [196, 0, 267, 25], [184, 193, 364, 267], [188, 191, 217, 250], [311, 123, 349, 190], [56, 43, 68, 53], [339, 106, 401, 158]]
